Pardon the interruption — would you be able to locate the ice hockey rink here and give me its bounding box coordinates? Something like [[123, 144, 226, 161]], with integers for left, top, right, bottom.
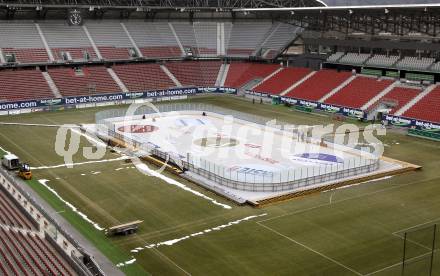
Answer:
[[103, 110, 379, 188]]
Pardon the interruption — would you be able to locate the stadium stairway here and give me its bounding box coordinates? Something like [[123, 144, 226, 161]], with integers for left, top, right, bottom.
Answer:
[[0, 69, 54, 102], [284, 69, 353, 101], [321, 76, 388, 108], [168, 23, 185, 55], [367, 86, 422, 114], [82, 25, 103, 60], [324, 76, 394, 109], [280, 71, 316, 96], [107, 68, 129, 92], [249, 66, 284, 90], [215, 63, 228, 86], [112, 63, 175, 91], [395, 84, 438, 116], [224, 63, 281, 88], [361, 81, 398, 110], [160, 64, 182, 87], [35, 23, 55, 62], [85, 21, 134, 61], [0, 49, 5, 63], [120, 22, 143, 58], [41, 71, 62, 98], [48, 66, 120, 97], [399, 84, 440, 122], [253, 67, 312, 95], [319, 74, 357, 102]]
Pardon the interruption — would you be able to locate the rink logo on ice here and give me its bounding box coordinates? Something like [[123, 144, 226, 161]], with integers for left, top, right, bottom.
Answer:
[[228, 165, 274, 177], [117, 125, 158, 133], [291, 153, 344, 164]]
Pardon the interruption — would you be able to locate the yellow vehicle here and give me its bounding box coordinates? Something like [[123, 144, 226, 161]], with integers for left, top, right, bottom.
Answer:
[[18, 163, 32, 180]]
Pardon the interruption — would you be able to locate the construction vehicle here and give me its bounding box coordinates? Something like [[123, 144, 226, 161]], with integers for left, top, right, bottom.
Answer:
[[18, 163, 32, 180], [2, 154, 32, 180], [2, 154, 20, 170]]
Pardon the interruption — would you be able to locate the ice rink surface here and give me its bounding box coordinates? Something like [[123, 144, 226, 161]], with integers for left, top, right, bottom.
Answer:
[[111, 111, 375, 185]]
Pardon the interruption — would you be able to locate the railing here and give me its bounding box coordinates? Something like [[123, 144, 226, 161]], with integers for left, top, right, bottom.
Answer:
[[183, 156, 378, 192]]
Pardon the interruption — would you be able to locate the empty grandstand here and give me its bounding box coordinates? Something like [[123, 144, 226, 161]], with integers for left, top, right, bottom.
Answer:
[[0, 176, 95, 275]]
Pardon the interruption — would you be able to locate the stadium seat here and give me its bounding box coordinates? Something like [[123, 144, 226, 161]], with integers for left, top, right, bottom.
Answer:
[[0, 189, 75, 275], [0, 22, 50, 63], [284, 69, 352, 101], [327, 52, 345, 62], [112, 63, 175, 91], [0, 69, 53, 102], [124, 21, 183, 58], [48, 66, 120, 97], [253, 67, 312, 95], [396, 56, 435, 71], [224, 62, 281, 88], [366, 54, 400, 67], [371, 87, 421, 114], [259, 23, 303, 59], [324, 76, 394, 109], [338, 53, 371, 65], [85, 21, 135, 60], [402, 86, 440, 122], [40, 21, 98, 62], [193, 22, 218, 57], [226, 22, 272, 57], [165, 61, 221, 87]]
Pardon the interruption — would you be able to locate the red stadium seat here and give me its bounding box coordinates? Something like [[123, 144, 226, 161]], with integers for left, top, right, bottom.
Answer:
[[285, 69, 352, 101], [253, 67, 311, 95], [324, 76, 394, 109], [224, 62, 281, 88], [48, 66, 120, 97], [0, 69, 53, 102], [165, 61, 221, 87], [403, 86, 440, 123], [371, 87, 421, 114], [113, 63, 175, 91], [2, 48, 49, 64]]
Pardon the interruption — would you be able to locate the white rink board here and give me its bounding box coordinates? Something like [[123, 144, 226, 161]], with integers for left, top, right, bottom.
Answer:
[[109, 111, 377, 186]]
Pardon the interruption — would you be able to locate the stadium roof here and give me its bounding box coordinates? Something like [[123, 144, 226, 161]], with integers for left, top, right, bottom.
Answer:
[[321, 0, 440, 6], [235, 0, 440, 10], [1, 0, 439, 14]]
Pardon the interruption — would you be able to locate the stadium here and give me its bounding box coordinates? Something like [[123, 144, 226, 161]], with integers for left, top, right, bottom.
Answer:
[[0, 0, 439, 275]]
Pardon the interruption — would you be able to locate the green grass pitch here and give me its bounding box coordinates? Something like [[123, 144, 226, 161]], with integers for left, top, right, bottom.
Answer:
[[0, 95, 439, 275]]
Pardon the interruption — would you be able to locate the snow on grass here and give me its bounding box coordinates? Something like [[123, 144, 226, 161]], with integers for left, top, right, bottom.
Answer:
[[134, 162, 232, 210], [131, 213, 267, 252], [116, 257, 137, 268], [37, 179, 105, 231], [31, 156, 129, 170]]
